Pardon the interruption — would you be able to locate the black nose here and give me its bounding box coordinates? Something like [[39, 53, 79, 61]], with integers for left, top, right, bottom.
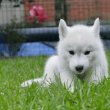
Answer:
[[75, 65, 83, 72]]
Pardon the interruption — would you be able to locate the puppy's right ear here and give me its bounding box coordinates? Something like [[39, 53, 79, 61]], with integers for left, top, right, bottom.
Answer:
[[93, 18, 100, 37], [59, 19, 68, 40]]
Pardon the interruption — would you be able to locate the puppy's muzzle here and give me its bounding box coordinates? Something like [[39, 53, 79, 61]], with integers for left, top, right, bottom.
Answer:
[[75, 65, 83, 72]]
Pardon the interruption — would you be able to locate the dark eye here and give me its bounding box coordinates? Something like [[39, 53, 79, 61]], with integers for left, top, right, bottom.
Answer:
[[69, 50, 75, 55], [84, 51, 91, 55]]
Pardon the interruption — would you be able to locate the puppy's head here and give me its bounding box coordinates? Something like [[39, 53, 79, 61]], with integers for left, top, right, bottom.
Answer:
[[58, 18, 101, 75]]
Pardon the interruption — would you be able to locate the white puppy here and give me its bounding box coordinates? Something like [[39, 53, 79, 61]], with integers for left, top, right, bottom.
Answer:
[[21, 18, 108, 92]]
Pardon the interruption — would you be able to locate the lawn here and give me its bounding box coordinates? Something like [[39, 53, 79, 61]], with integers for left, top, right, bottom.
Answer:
[[0, 51, 110, 110]]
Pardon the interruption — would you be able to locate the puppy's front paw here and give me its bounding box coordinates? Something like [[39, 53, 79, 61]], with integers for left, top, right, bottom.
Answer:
[[21, 80, 33, 87], [69, 86, 74, 93]]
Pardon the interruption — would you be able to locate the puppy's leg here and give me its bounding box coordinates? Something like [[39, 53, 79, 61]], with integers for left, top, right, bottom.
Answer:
[[21, 56, 58, 87], [60, 72, 74, 92], [90, 65, 108, 84], [21, 77, 46, 87], [21, 70, 55, 88]]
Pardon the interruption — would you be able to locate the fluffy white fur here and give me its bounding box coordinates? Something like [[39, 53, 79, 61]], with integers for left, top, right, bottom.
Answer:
[[21, 18, 108, 92]]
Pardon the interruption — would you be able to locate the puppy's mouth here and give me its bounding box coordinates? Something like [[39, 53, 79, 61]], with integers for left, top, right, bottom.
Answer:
[[74, 69, 85, 74], [76, 73, 86, 80], [74, 71, 86, 80]]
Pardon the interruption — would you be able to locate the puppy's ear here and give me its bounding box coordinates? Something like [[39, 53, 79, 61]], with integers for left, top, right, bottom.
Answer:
[[93, 18, 100, 36], [59, 19, 68, 40]]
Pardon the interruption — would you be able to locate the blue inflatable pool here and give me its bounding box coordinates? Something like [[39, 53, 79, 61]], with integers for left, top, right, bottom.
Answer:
[[17, 42, 56, 56], [0, 42, 56, 56]]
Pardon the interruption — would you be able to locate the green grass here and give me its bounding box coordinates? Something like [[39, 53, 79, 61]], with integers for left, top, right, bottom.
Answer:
[[0, 52, 110, 110]]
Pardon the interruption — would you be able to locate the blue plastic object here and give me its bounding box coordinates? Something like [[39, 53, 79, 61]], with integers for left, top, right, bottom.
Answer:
[[17, 42, 56, 56]]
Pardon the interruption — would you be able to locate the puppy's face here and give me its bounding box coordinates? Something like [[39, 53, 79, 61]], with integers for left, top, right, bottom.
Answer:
[[59, 38, 98, 75], [58, 18, 101, 75]]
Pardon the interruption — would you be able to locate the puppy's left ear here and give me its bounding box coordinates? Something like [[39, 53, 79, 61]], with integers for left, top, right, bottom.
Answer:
[[93, 18, 100, 36], [59, 19, 68, 40]]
